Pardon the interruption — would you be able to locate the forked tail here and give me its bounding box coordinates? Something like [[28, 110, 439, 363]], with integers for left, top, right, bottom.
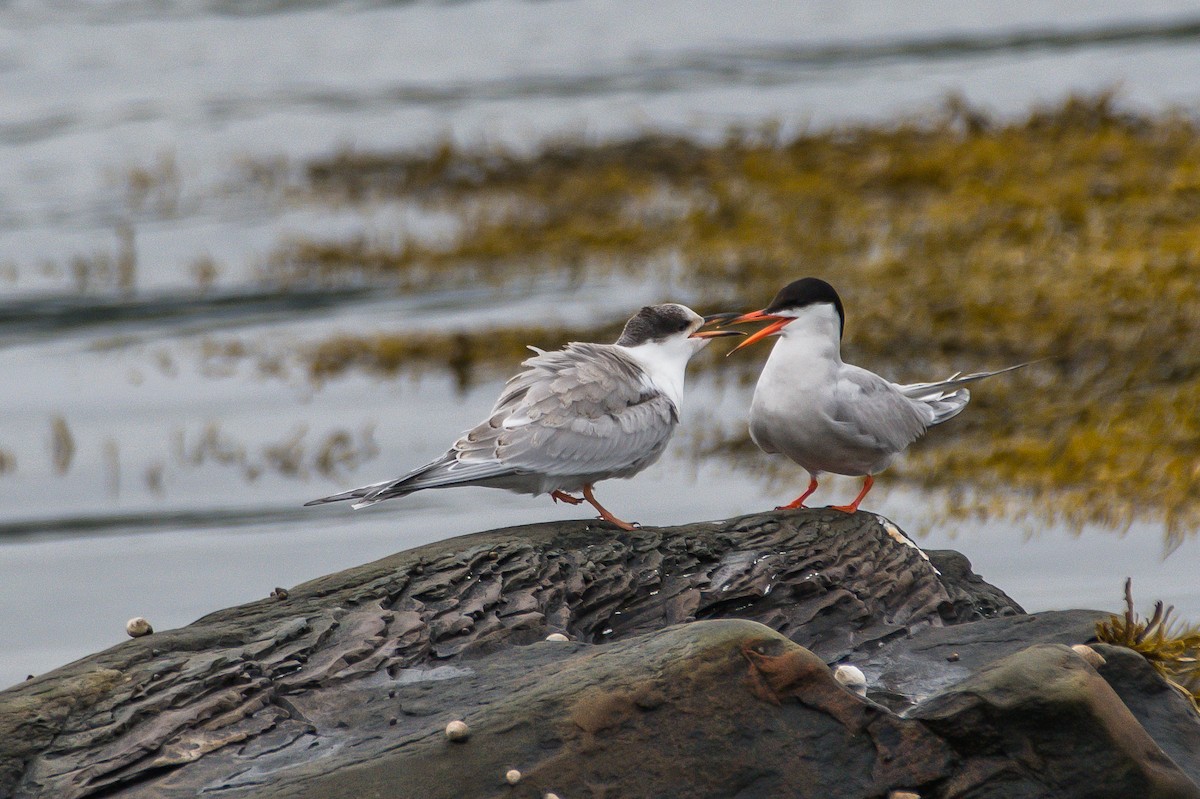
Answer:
[[303, 479, 395, 508], [303, 454, 516, 509], [899, 361, 1035, 426]]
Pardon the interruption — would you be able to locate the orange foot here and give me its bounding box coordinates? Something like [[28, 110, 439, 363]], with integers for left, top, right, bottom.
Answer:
[[551, 490, 584, 506], [829, 475, 874, 514], [582, 484, 638, 531]]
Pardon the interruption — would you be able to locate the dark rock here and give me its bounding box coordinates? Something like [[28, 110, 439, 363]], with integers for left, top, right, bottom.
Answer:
[[1093, 643, 1200, 786], [255, 620, 957, 799], [909, 643, 1200, 799], [924, 548, 1023, 622], [0, 510, 1003, 799], [847, 609, 1110, 712], [0, 510, 1195, 799]]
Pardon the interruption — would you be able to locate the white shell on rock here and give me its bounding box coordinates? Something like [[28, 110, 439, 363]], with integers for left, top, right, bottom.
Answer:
[[545, 633, 570, 642], [1071, 644, 1107, 668], [505, 768, 522, 785], [544, 793, 562, 799], [833, 664, 867, 697], [125, 617, 153, 638], [445, 720, 470, 741]]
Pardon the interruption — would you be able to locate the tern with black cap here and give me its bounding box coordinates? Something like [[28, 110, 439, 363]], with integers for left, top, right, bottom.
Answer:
[[722, 277, 1028, 513], [306, 304, 741, 529]]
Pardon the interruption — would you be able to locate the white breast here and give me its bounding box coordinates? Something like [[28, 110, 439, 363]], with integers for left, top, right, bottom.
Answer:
[[745, 305, 893, 476], [748, 334, 837, 459], [616, 338, 692, 411]]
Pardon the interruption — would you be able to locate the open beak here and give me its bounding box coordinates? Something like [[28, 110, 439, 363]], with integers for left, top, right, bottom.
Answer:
[[701, 311, 744, 327], [724, 309, 793, 354], [690, 329, 744, 339], [691, 313, 747, 339]]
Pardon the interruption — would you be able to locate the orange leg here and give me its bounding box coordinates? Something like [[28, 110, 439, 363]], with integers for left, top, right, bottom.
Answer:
[[777, 476, 819, 510], [830, 475, 874, 514], [551, 490, 583, 505], [581, 484, 637, 531]]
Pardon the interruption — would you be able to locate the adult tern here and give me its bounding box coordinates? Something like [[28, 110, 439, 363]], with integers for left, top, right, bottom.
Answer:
[[722, 277, 1028, 513], [306, 304, 740, 529]]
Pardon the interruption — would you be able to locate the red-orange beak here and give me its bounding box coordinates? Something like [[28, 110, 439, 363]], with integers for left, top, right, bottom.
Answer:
[[725, 309, 793, 354]]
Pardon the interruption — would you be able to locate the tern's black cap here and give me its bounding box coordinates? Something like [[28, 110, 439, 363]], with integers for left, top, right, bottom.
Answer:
[[615, 303, 693, 346], [764, 278, 845, 337]]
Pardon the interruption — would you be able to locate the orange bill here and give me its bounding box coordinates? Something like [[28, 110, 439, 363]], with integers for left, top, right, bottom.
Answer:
[[727, 311, 793, 354], [722, 309, 771, 325]]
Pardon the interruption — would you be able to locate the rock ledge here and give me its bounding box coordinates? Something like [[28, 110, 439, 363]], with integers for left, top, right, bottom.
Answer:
[[1, 510, 1196, 799]]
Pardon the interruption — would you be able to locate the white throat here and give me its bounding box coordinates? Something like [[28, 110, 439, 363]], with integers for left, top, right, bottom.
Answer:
[[774, 303, 844, 364], [617, 337, 703, 410]]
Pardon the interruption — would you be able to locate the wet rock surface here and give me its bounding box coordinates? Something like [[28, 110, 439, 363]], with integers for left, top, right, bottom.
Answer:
[[1091, 643, 1200, 787], [846, 608, 1112, 712], [909, 643, 1197, 799], [1, 510, 1196, 799]]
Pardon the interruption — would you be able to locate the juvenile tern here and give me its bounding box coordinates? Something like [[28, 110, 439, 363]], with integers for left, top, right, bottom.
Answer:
[[723, 277, 1028, 513], [305, 304, 740, 529]]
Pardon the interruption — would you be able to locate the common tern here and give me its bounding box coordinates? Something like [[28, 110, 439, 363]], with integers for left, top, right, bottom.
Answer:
[[722, 277, 1028, 513], [305, 304, 740, 529]]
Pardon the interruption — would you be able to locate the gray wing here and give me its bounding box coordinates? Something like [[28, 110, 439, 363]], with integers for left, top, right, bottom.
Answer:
[[828, 365, 934, 455], [306, 343, 677, 508], [461, 342, 680, 478]]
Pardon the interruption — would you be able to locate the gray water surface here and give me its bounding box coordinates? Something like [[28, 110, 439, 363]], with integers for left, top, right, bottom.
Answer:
[[3, 0, 1200, 689]]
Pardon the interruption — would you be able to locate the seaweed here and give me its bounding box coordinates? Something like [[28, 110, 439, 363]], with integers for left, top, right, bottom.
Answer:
[[1096, 578, 1200, 710]]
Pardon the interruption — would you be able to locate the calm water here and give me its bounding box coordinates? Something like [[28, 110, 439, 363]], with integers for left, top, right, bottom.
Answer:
[[3, 0, 1200, 689]]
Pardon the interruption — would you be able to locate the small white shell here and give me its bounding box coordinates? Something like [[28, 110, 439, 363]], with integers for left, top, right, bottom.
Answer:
[[545, 633, 570, 642], [1071, 644, 1107, 668], [505, 768, 522, 785], [544, 793, 562, 799], [444, 720, 470, 741], [125, 617, 153, 638], [889, 791, 921, 799], [833, 664, 867, 697]]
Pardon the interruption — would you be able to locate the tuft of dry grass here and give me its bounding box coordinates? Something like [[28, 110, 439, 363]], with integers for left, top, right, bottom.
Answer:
[[261, 93, 1200, 540]]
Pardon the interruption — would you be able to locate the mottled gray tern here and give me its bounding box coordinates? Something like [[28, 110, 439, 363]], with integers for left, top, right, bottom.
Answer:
[[306, 304, 740, 529]]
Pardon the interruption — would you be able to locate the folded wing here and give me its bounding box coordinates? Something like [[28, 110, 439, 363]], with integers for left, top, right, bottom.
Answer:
[[463, 342, 679, 478], [307, 342, 679, 508], [831, 365, 933, 455]]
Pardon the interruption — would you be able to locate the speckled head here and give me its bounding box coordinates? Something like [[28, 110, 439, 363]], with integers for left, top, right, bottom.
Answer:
[[764, 278, 845, 337], [615, 303, 697, 346]]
